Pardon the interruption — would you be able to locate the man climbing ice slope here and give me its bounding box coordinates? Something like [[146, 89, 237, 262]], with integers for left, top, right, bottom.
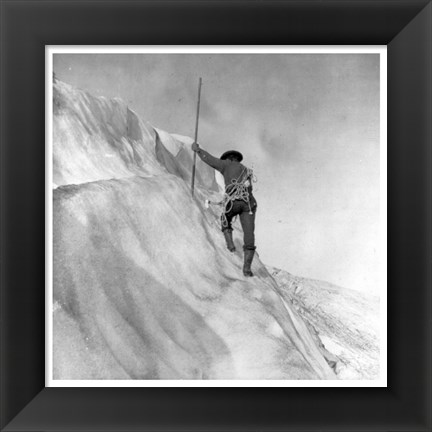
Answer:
[[191, 142, 257, 277]]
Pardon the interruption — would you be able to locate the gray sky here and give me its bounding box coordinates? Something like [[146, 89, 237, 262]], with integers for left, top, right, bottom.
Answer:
[[54, 53, 381, 294]]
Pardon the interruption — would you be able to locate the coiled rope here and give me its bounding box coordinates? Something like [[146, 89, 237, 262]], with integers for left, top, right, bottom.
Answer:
[[206, 166, 257, 228]]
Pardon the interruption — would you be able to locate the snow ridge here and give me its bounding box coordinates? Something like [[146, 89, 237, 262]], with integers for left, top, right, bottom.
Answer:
[[269, 267, 380, 379]]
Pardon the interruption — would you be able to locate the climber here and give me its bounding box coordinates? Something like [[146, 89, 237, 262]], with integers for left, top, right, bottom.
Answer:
[[191, 142, 257, 277]]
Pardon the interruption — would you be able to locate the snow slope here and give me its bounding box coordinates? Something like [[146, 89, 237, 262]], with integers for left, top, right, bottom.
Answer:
[[269, 267, 380, 380], [52, 79, 336, 380]]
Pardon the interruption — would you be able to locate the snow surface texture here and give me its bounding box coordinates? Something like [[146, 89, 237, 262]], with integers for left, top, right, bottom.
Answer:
[[269, 267, 380, 380], [53, 80, 337, 380]]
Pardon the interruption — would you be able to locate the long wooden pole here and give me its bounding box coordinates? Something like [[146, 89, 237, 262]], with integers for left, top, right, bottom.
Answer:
[[191, 77, 202, 197]]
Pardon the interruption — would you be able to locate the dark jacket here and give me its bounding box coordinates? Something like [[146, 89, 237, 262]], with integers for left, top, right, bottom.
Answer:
[[196, 148, 254, 197]]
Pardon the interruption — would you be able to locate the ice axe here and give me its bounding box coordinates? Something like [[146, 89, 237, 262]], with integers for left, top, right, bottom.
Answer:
[[191, 77, 202, 197]]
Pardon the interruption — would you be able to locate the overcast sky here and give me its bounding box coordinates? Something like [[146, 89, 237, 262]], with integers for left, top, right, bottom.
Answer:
[[53, 52, 382, 295]]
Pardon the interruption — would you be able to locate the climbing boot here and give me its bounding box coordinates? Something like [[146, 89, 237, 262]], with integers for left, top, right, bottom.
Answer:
[[223, 229, 236, 252], [243, 248, 255, 277]]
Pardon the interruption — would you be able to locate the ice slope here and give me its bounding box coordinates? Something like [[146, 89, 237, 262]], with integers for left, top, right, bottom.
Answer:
[[53, 80, 217, 190], [269, 267, 380, 380], [52, 79, 336, 380]]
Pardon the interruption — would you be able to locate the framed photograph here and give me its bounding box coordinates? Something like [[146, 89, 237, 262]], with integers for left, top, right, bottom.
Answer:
[[46, 46, 386, 388], [1, 1, 431, 431]]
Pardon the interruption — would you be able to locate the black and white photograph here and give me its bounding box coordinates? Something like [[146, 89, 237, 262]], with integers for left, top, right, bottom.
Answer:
[[47, 47, 386, 385]]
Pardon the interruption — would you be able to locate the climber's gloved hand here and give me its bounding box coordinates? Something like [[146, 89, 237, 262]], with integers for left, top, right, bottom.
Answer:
[[191, 142, 200, 152]]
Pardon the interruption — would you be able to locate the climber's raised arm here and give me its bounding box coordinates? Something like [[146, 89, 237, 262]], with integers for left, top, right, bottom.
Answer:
[[191, 142, 227, 173]]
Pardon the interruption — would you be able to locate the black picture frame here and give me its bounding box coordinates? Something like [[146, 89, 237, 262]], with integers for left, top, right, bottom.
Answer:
[[1, 1, 431, 431]]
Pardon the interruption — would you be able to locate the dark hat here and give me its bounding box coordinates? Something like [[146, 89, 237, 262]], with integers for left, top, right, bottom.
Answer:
[[220, 150, 243, 162]]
